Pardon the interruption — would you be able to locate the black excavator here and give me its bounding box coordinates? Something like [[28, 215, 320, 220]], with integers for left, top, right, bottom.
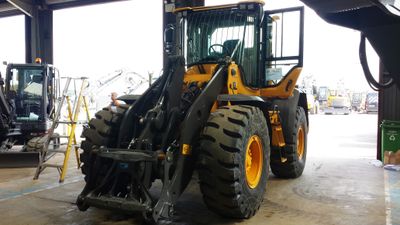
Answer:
[[0, 61, 59, 167]]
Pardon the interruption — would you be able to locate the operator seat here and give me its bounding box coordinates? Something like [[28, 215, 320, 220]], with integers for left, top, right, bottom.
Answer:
[[223, 39, 240, 59], [21, 74, 43, 119], [223, 39, 251, 80], [31, 75, 42, 83]]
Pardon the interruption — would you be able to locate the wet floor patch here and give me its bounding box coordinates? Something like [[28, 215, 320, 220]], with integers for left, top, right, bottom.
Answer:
[[384, 170, 400, 225], [0, 172, 83, 201]]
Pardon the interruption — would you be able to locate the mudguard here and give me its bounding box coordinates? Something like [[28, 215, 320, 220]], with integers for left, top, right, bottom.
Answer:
[[269, 89, 308, 143]]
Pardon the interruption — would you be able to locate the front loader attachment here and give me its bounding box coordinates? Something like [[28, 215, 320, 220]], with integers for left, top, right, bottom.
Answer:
[[76, 56, 228, 222], [0, 152, 39, 168], [0, 131, 40, 168]]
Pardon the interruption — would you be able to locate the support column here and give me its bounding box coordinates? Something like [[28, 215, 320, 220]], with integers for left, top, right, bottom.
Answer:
[[377, 63, 400, 160], [25, 6, 53, 64]]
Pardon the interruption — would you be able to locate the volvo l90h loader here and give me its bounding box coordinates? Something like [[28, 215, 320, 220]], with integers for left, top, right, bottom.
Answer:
[[0, 61, 59, 167], [77, 1, 308, 222]]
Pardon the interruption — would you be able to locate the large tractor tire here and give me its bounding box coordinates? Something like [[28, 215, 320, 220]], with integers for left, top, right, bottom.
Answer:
[[270, 106, 308, 178], [198, 105, 270, 219], [80, 105, 128, 180]]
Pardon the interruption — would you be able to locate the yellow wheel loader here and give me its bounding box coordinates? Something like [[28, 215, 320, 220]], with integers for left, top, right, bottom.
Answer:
[[77, 1, 308, 222]]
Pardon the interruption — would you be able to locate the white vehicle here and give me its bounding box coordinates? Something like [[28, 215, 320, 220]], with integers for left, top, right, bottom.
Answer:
[[306, 88, 319, 114]]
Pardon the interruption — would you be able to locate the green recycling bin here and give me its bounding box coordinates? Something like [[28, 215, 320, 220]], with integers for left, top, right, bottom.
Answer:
[[381, 120, 400, 159]]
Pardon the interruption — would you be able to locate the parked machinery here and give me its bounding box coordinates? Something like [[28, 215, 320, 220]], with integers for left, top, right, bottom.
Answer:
[[300, 75, 319, 114], [323, 88, 351, 115], [305, 87, 319, 114], [77, 2, 308, 223], [318, 85, 351, 115], [317, 85, 329, 110], [86, 69, 151, 111], [365, 92, 378, 113], [0, 60, 59, 167], [351, 92, 366, 112]]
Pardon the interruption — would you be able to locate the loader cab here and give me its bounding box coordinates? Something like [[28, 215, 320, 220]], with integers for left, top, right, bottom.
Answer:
[[176, 2, 263, 87], [175, 2, 304, 95], [4, 63, 58, 138]]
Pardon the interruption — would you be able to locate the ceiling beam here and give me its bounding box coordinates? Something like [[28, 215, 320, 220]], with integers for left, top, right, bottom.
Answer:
[[46, 0, 128, 10], [0, 0, 128, 18], [6, 0, 32, 17]]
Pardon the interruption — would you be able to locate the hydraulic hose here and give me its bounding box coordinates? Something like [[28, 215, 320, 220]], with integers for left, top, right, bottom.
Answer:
[[359, 33, 394, 91]]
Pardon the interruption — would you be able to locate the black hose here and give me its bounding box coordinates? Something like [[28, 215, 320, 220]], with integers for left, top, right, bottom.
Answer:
[[359, 33, 394, 91]]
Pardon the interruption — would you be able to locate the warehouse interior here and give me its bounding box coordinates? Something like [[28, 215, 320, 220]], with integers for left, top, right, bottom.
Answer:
[[0, 0, 399, 224]]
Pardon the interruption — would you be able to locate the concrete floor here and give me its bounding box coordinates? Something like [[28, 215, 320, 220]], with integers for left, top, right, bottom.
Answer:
[[0, 114, 399, 225]]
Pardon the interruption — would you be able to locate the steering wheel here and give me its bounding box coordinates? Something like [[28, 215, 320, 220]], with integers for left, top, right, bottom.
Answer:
[[208, 44, 230, 57]]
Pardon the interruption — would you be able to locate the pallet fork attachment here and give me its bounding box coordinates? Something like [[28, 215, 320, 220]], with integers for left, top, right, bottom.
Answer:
[[77, 56, 228, 222]]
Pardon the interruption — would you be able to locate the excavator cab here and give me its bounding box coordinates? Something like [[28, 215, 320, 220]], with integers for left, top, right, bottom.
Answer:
[[5, 63, 57, 142], [0, 62, 59, 167]]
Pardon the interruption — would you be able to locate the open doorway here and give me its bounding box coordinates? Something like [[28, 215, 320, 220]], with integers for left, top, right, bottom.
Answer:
[[0, 16, 25, 75], [53, 1, 163, 110], [207, 0, 380, 161]]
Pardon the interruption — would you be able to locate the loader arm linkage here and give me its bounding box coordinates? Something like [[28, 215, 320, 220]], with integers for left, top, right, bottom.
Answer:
[[77, 56, 228, 221]]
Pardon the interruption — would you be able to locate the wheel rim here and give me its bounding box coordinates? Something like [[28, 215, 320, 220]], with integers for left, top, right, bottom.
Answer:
[[245, 135, 263, 189], [297, 126, 305, 160]]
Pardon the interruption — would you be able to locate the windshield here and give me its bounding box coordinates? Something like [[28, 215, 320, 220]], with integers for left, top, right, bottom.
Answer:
[[182, 7, 259, 85], [7, 67, 45, 121]]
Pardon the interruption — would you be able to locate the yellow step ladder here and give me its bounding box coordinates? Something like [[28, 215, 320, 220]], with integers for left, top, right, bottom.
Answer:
[[33, 77, 90, 183]]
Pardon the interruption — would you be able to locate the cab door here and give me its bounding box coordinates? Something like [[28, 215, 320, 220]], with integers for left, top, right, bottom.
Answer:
[[261, 7, 304, 98]]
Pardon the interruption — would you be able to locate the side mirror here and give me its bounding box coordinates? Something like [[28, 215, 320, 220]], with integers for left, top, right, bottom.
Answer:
[[0, 77, 4, 86], [164, 24, 175, 54], [2, 61, 7, 66]]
